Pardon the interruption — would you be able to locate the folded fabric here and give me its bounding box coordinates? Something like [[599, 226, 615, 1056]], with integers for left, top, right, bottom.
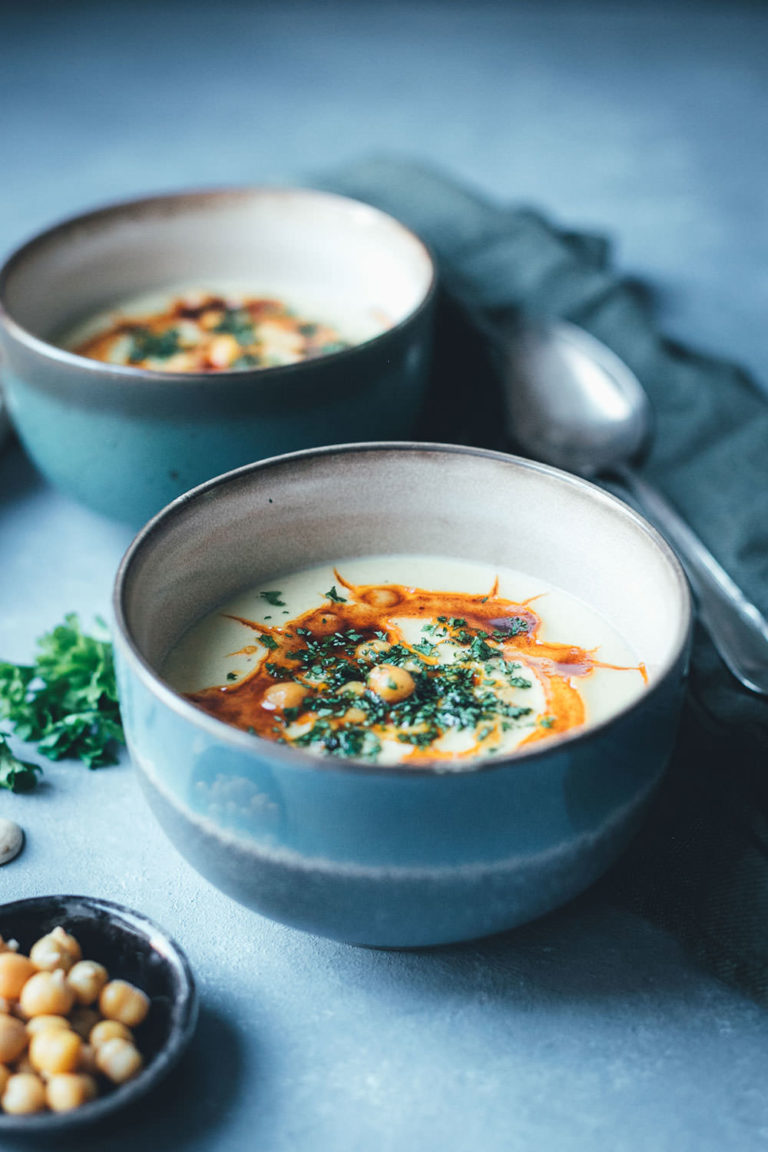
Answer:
[[318, 158, 768, 1001]]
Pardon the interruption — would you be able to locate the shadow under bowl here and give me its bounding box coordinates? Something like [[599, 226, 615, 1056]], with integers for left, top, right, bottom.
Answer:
[[0, 895, 197, 1134], [113, 442, 692, 948]]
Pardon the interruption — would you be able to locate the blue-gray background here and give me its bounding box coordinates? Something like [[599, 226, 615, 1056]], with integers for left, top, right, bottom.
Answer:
[[2, 3, 768, 1150]]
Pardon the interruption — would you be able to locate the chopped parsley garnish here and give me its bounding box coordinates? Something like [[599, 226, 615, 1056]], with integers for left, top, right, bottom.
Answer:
[[213, 308, 256, 345], [493, 616, 530, 637], [187, 578, 572, 766], [324, 586, 347, 603], [467, 634, 497, 662], [260, 590, 286, 607], [127, 326, 181, 362]]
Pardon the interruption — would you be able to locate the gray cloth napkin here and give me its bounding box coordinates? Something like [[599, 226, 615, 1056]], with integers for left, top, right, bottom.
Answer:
[[318, 158, 768, 1001]]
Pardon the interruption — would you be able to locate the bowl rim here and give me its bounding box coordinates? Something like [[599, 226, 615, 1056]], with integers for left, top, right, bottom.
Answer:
[[0, 184, 437, 385], [112, 441, 692, 780], [0, 893, 197, 1133]]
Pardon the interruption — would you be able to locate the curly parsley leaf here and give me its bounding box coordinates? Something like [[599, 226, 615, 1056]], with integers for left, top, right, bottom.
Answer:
[[260, 590, 286, 607], [0, 615, 124, 770], [0, 736, 42, 793]]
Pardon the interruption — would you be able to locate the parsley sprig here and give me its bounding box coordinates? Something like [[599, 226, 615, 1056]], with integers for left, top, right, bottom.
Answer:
[[0, 736, 41, 793], [0, 614, 124, 776]]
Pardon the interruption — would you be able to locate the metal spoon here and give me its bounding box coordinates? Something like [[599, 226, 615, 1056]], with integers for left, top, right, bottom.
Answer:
[[499, 318, 768, 696]]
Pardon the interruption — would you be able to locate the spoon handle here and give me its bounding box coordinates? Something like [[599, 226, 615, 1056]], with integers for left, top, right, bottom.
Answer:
[[616, 465, 768, 695]]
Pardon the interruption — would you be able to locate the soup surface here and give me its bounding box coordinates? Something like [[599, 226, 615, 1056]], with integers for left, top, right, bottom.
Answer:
[[64, 285, 370, 372], [164, 557, 646, 767]]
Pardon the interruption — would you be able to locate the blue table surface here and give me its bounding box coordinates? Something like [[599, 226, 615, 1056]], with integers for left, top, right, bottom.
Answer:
[[2, 3, 768, 1149]]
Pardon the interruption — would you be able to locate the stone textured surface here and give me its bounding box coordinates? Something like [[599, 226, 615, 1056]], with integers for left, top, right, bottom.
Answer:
[[1, 2, 767, 1148]]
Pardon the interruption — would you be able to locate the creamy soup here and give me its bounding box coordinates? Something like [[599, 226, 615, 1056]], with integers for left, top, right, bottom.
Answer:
[[63, 283, 388, 372], [163, 556, 646, 767]]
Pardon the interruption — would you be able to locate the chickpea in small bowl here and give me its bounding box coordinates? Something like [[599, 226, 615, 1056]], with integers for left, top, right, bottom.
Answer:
[[0, 896, 196, 1133]]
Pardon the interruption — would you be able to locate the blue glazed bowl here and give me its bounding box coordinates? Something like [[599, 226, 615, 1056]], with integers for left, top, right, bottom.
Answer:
[[112, 443, 691, 947], [0, 188, 435, 525]]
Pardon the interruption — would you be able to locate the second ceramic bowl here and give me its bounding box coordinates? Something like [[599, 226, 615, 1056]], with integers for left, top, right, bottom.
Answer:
[[0, 187, 435, 524]]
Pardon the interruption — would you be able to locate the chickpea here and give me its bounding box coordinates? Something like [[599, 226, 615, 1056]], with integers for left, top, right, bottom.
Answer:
[[99, 980, 149, 1028], [367, 664, 416, 703], [46, 1073, 98, 1113], [89, 1019, 133, 1048], [207, 333, 240, 369], [26, 1015, 71, 1037], [0, 1064, 9, 1094], [312, 612, 339, 633], [95, 1037, 143, 1084], [340, 681, 366, 696], [68, 959, 109, 1007], [0, 952, 36, 999], [29, 1028, 82, 1075], [355, 639, 390, 663], [362, 587, 402, 608], [0, 937, 19, 954], [261, 682, 307, 712], [20, 969, 75, 1018], [2, 1072, 47, 1114], [0, 1012, 28, 1063], [199, 307, 224, 330], [29, 927, 82, 973], [343, 707, 367, 724]]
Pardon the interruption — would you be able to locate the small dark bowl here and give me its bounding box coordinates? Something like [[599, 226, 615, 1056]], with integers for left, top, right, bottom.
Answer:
[[0, 895, 197, 1134]]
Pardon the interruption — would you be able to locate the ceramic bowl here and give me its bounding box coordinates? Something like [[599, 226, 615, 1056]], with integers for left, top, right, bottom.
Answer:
[[0, 895, 197, 1133], [0, 188, 435, 525], [112, 442, 691, 948]]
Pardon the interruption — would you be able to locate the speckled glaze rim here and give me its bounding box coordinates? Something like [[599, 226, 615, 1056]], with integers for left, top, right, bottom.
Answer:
[[113, 441, 693, 780], [0, 895, 197, 1134], [0, 185, 437, 385]]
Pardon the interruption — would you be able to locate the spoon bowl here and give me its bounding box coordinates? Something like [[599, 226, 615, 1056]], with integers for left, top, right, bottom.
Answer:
[[506, 322, 650, 475], [501, 318, 768, 696]]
